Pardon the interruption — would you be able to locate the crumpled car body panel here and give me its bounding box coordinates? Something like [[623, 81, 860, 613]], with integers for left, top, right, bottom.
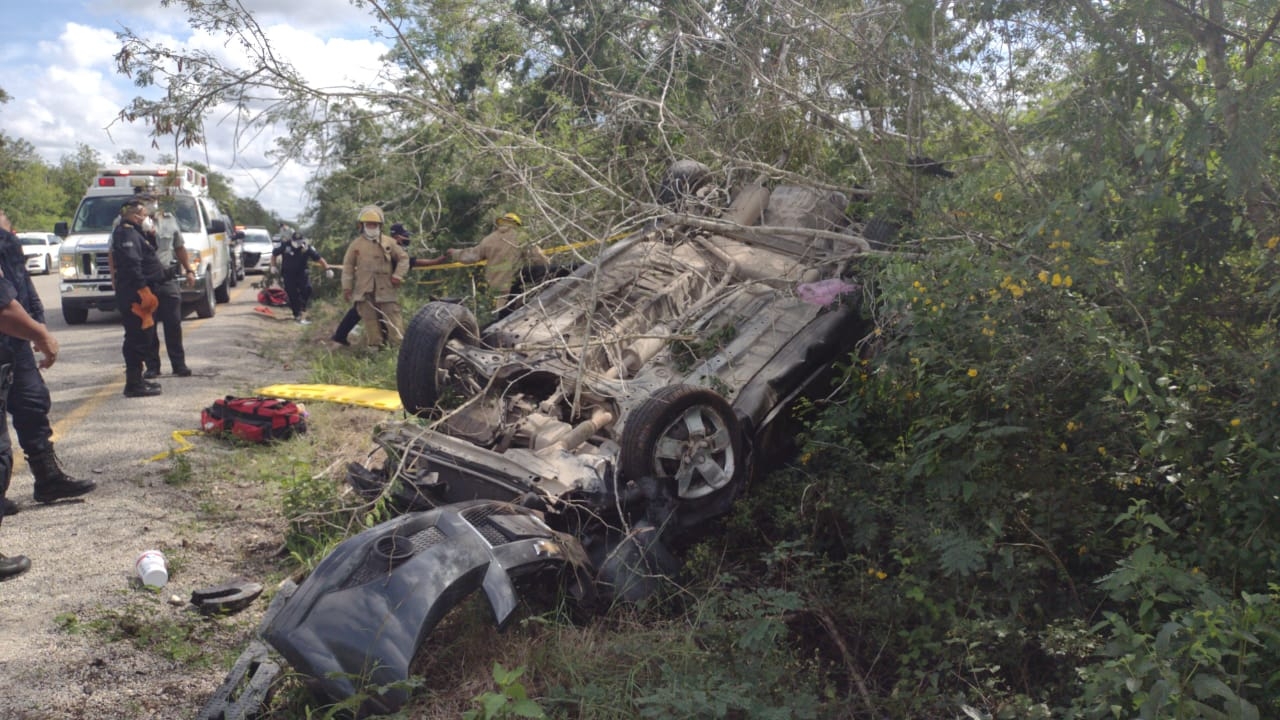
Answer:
[[262, 501, 584, 716]]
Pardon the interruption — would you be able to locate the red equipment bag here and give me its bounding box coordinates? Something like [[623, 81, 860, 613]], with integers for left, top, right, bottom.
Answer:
[[258, 287, 289, 307], [201, 396, 307, 444]]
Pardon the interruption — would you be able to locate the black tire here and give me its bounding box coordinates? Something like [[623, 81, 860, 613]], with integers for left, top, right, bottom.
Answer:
[[194, 268, 216, 318], [214, 261, 231, 303], [62, 305, 89, 325], [44, 254, 53, 275], [619, 384, 744, 521], [396, 302, 483, 416]]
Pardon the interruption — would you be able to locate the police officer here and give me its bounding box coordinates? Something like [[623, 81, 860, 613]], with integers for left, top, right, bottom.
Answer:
[[143, 203, 195, 378], [0, 256, 62, 580], [0, 211, 95, 517], [111, 197, 168, 397], [271, 230, 333, 324]]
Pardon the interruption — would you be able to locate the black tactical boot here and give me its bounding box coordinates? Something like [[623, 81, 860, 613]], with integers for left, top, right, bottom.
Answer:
[[1, 497, 17, 516], [30, 448, 97, 503], [124, 369, 162, 398], [0, 552, 32, 580]]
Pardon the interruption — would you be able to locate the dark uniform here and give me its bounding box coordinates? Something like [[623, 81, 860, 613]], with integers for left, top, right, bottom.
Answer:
[[145, 216, 190, 377], [0, 228, 93, 512], [111, 213, 169, 395], [0, 268, 19, 523], [273, 234, 323, 321]]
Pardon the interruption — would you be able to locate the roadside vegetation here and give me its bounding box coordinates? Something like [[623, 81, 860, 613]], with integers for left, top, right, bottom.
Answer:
[[17, 0, 1280, 717]]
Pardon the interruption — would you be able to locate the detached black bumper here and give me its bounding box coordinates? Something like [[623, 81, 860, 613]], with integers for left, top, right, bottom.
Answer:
[[200, 501, 585, 718]]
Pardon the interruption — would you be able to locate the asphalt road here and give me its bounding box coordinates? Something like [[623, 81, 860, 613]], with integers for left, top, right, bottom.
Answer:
[[0, 270, 312, 717], [25, 271, 305, 477]]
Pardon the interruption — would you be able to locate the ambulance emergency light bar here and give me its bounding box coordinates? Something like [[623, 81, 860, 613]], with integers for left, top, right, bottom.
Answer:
[[95, 166, 207, 191]]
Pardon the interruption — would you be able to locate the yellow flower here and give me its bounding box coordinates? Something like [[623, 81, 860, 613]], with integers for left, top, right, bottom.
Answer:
[[1051, 273, 1063, 287], [1078, 545, 1087, 555], [1037, 270, 1050, 283], [1060, 442, 1068, 451], [1097, 446, 1107, 456], [1230, 418, 1241, 427], [994, 191, 1004, 202], [1268, 236, 1280, 250], [1063, 275, 1073, 288], [1066, 421, 1079, 432], [967, 368, 978, 378], [801, 452, 812, 465], [1008, 284, 1025, 298], [875, 570, 887, 580]]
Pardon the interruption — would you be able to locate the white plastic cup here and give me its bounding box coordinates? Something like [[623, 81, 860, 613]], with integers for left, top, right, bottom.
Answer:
[[135, 550, 168, 588]]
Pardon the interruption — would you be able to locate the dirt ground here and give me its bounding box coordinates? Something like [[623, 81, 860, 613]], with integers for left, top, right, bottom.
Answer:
[[0, 277, 385, 719]]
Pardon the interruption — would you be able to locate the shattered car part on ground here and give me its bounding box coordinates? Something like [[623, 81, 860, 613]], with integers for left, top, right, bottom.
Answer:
[[200, 162, 876, 718]]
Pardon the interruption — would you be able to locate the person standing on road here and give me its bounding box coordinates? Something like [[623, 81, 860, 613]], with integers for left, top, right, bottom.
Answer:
[[341, 206, 408, 347], [0, 211, 95, 518], [271, 231, 333, 325], [0, 256, 62, 580], [110, 197, 168, 398], [143, 201, 196, 379], [446, 212, 549, 318], [330, 222, 445, 346]]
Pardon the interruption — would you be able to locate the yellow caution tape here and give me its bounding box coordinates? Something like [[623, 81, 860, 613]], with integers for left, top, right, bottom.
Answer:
[[413, 231, 630, 273], [254, 383, 403, 412], [145, 429, 200, 463]]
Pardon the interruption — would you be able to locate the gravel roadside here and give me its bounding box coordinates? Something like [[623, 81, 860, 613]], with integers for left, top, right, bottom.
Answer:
[[0, 275, 330, 719]]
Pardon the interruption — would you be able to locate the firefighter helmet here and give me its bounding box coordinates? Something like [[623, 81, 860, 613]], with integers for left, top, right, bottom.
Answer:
[[356, 205, 385, 224]]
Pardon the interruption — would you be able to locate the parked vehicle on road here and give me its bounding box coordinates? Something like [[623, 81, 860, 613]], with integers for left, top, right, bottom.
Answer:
[[201, 160, 875, 718], [239, 226, 274, 274], [16, 232, 61, 275], [55, 164, 235, 324]]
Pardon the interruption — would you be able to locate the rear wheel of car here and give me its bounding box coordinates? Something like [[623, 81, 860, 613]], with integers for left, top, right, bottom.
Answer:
[[195, 268, 216, 318], [397, 302, 483, 416], [620, 384, 744, 521], [62, 305, 89, 325]]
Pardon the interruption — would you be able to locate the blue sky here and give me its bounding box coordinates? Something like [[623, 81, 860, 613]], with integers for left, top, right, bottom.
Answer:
[[0, 0, 392, 220]]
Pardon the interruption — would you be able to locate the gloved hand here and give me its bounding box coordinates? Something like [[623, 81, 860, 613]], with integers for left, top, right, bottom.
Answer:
[[132, 287, 158, 330], [324, 268, 334, 279], [138, 287, 159, 313]]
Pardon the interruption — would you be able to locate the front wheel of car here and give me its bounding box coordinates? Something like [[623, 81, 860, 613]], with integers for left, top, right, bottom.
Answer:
[[397, 301, 483, 416], [194, 270, 216, 318], [619, 384, 745, 523], [62, 305, 89, 325], [44, 254, 53, 275]]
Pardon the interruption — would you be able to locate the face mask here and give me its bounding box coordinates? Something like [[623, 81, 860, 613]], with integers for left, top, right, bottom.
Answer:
[[363, 225, 380, 240]]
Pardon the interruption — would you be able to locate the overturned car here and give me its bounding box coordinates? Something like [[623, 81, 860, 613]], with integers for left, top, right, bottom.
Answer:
[[200, 163, 875, 718]]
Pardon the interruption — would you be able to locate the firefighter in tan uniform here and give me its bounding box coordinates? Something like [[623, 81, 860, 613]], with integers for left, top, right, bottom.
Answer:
[[448, 212, 549, 317], [341, 206, 409, 348]]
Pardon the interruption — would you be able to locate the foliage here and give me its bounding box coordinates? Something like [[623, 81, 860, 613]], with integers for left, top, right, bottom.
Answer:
[[464, 664, 546, 720], [93, 0, 1280, 716]]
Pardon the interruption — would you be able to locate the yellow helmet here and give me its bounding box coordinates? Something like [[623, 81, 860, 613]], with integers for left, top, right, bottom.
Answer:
[[498, 212, 522, 227], [356, 205, 385, 224]]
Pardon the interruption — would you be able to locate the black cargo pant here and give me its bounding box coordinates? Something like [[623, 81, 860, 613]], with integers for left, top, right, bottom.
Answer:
[[0, 347, 14, 517], [6, 342, 53, 457], [147, 281, 185, 373], [115, 294, 158, 379], [283, 273, 312, 319]]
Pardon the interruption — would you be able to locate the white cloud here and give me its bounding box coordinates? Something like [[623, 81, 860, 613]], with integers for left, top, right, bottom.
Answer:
[[1, 4, 396, 220]]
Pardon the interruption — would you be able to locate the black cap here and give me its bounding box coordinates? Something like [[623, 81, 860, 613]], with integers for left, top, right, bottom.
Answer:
[[389, 223, 412, 239]]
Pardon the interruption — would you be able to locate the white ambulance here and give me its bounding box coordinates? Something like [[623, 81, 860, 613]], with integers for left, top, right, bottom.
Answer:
[[55, 164, 237, 324]]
